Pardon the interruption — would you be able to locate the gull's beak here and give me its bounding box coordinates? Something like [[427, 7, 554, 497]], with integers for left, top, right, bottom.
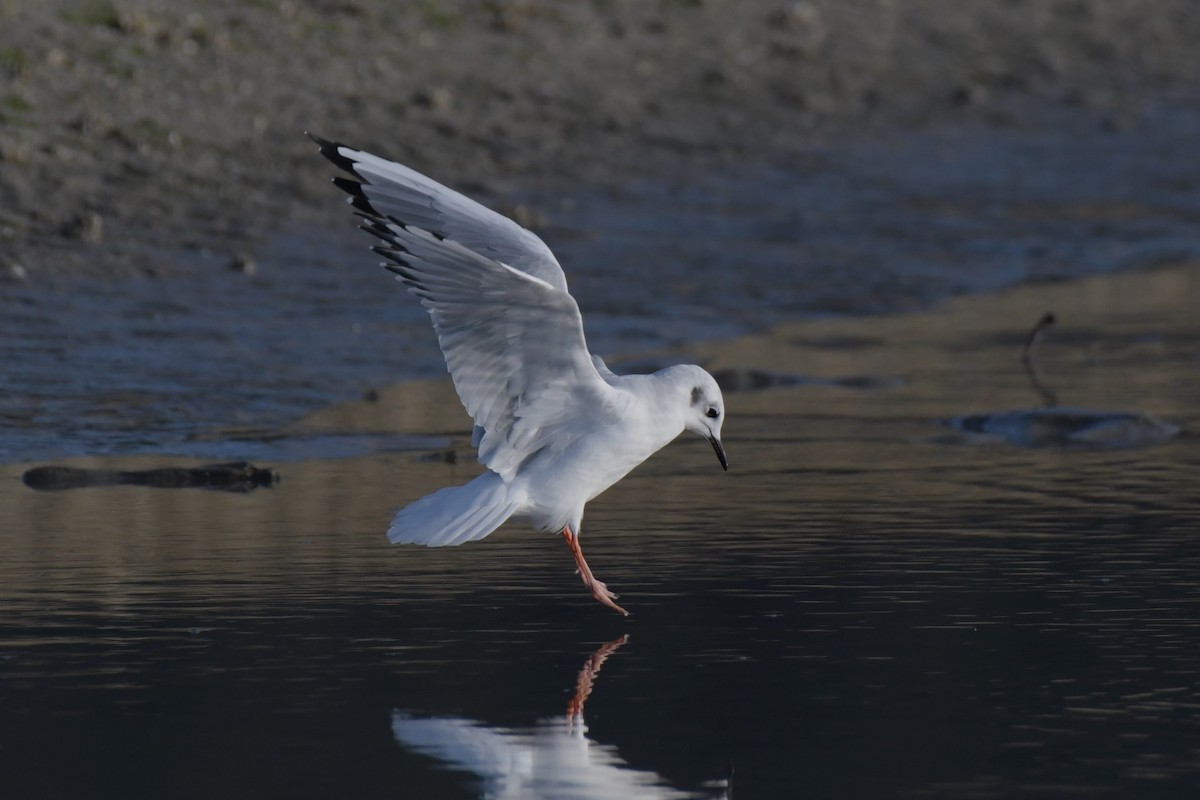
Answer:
[[709, 436, 728, 471]]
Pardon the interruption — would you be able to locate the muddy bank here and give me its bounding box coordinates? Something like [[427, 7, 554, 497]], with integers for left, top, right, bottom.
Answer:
[[2, 0, 1200, 281], [5, 108, 1200, 462], [4, 1, 1200, 464]]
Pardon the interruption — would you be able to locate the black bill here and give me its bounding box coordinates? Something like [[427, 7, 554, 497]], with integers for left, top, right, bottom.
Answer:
[[709, 436, 728, 471]]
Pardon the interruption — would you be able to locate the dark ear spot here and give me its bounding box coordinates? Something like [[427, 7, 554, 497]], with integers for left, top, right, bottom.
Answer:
[[690, 386, 703, 405]]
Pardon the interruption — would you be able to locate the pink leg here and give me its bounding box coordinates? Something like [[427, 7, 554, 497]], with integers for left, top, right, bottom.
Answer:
[[561, 526, 628, 616]]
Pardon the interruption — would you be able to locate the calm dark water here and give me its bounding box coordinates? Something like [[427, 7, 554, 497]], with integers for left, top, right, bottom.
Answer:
[[2, 262, 1198, 799]]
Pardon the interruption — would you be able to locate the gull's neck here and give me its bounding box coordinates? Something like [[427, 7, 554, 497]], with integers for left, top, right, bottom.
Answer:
[[632, 364, 704, 433]]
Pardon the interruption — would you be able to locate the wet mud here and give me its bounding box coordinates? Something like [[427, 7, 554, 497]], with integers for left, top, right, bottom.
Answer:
[[6, 105, 1200, 462], [5, 0, 1200, 283]]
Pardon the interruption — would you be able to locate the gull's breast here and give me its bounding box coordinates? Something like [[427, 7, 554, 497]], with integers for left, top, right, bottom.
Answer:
[[516, 404, 681, 532]]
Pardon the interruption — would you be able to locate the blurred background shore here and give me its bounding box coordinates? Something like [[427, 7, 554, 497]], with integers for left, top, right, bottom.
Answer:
[[3, 0, 1200, 280], [3, 0, 1200, 460]]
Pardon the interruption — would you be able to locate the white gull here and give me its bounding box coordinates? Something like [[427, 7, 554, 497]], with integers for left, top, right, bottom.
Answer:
[[312, 135, 728, 615]]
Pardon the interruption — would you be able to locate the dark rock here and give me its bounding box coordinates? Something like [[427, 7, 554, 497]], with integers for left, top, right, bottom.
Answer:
[[947, 408, 1181, 448], [22, 461, 279, 492]]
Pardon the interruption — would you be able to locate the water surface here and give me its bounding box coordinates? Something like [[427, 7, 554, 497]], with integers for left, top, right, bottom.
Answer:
[[2, 263, 1197, 798]]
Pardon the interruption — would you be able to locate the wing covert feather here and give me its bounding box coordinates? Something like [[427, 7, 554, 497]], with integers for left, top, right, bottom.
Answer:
[[313, 135, 611, 479]]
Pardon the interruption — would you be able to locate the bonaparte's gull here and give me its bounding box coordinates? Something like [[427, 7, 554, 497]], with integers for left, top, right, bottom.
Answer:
[[312, 135, 728, 615]]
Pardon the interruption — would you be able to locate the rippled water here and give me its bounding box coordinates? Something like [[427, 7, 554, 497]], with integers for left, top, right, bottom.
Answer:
[[2, 262, 1198, 798]]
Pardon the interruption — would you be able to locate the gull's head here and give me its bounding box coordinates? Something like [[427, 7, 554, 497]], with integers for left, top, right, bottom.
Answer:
[[669, 364, 728, 471]]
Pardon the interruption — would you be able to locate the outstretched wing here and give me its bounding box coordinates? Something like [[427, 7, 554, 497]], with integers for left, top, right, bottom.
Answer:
[[310, 134, 568, 292], [314, 136, 612, 480]]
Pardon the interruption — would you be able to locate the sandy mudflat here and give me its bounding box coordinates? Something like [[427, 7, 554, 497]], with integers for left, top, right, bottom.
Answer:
[[2, 0, 1199, 281]]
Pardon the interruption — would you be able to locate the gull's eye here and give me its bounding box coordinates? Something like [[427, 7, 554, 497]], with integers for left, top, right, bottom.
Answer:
[[705, 407, 720, 419]]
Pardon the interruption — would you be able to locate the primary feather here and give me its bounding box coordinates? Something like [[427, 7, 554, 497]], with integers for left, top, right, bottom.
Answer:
[[312, 134, 615, 482]]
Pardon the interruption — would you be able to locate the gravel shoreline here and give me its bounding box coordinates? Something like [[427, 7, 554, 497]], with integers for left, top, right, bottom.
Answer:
[[2, 0, 1199, 283]]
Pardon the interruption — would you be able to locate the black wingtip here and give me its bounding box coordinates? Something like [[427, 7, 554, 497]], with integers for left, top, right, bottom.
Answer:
[[370, 243, 409, 259], [307, 131, 359, 175], [359, 218, 391, 238], [328, 174, 353, 189], [332, 176, 374, 216], [332, 176, 360, 193]]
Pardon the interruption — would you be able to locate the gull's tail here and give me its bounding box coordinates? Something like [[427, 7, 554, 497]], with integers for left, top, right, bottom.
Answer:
[[387, 471, 519, 547]]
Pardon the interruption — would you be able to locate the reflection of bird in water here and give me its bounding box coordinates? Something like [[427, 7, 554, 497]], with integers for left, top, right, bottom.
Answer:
[[392, 637, 730, 799], [949, 312, 1180, 447], [567, 635, 629, 722], [313, 136, 729, 616]]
